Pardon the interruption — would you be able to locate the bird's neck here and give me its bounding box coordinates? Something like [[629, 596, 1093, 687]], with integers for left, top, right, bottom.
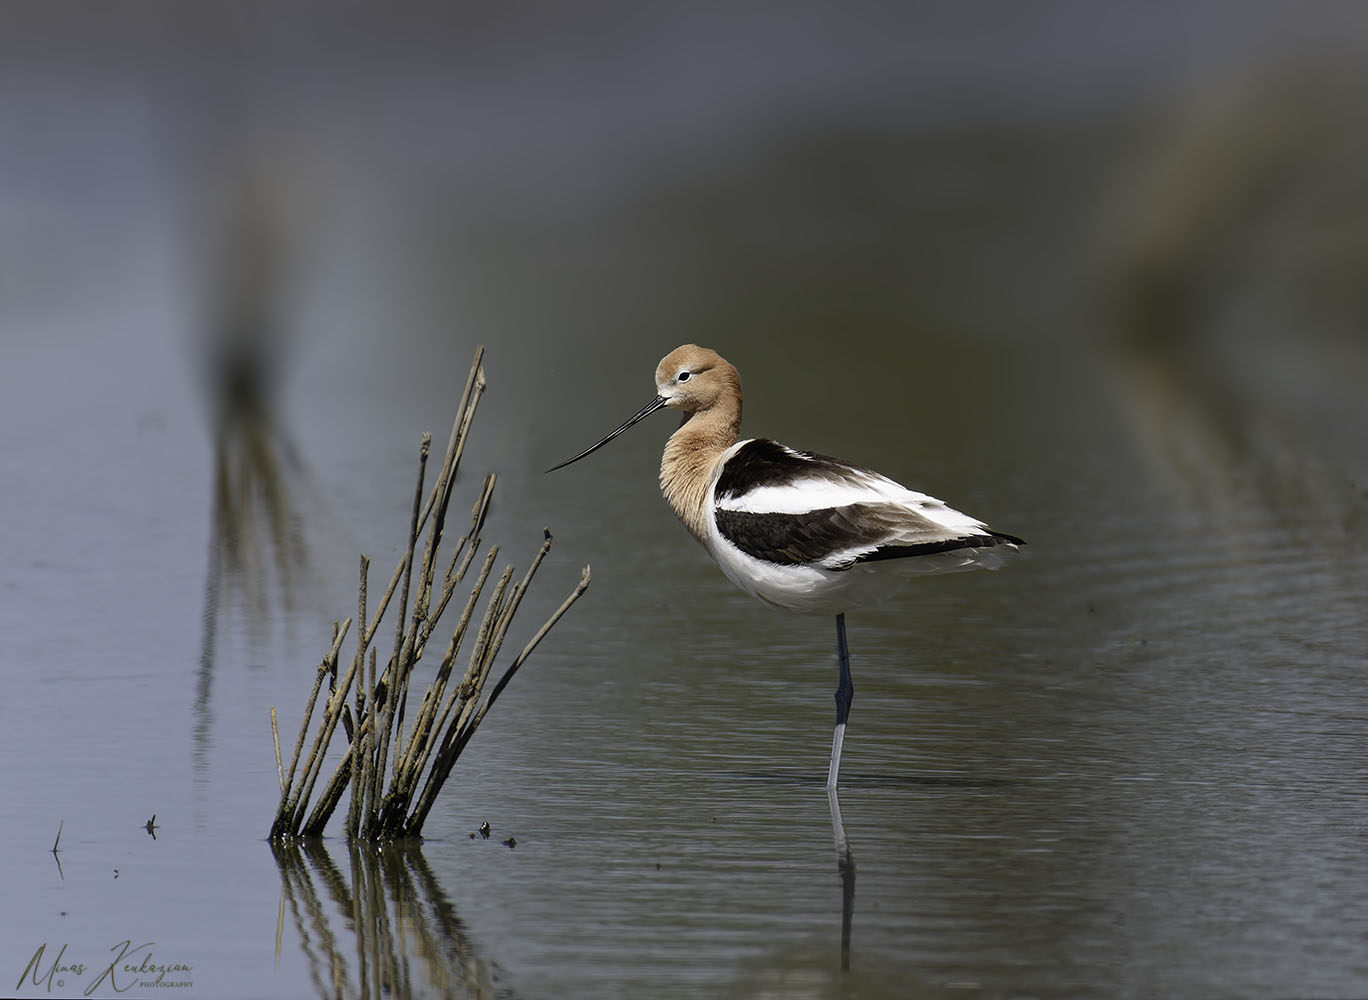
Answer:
[[659, 397, 741, 544]]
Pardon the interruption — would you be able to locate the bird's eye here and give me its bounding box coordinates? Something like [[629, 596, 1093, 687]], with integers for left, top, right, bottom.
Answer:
[[677, 370, 691, 383]]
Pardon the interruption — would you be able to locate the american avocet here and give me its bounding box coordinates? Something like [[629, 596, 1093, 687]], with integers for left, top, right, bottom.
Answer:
[[550, 344, 1023, 788]]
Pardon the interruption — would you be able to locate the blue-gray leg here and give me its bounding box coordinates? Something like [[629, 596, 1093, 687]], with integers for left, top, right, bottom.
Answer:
[[827, 612, 853, 789]]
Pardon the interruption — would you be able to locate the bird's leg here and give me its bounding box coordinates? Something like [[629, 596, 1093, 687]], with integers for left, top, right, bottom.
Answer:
[[827, 612, 853, 789]]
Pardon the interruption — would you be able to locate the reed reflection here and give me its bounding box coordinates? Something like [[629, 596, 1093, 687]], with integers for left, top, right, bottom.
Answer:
[[194, 154, 315, 771], [1101, 61, 1368, 541], [271, 839, 501, 1000]]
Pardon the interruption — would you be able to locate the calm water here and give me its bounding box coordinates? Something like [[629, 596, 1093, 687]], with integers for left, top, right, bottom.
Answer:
[[4, 6, 1368, 999]]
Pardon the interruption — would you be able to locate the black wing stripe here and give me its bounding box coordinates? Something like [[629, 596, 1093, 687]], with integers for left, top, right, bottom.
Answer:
[[715, 505, 1019, 568], [715, 439, 865, 502], [853, 532, 1017, 564]]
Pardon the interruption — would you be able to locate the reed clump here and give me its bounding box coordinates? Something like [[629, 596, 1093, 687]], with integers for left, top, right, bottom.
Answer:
[[269, 347, 589, 843]]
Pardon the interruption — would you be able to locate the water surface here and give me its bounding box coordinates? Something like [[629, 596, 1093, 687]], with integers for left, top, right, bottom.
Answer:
[[3, 6, 1368, 998]]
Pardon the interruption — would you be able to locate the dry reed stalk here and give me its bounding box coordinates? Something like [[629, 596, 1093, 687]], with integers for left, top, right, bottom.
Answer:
[[346, 555, 369, 837], [270, 620, 353, 841], [270, 708, 284, 792], [269, 348, 589, 843], [405, 561, 590, 836]]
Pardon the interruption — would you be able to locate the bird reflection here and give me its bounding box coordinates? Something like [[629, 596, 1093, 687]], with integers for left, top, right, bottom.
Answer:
[[827, 789, 856, 972], [271, 839, 500, 1000]]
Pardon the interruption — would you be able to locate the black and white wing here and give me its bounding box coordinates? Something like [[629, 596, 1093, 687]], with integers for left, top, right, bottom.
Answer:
[[711, 439, 1021, 570]]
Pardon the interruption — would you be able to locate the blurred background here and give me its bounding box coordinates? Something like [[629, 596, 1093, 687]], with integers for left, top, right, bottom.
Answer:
[[4, 1, 1366, 527], [3, 3, 1368, 997]]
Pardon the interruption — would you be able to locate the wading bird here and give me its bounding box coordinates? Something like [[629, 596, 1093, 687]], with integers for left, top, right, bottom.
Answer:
[[549, 344, 1022, 788]]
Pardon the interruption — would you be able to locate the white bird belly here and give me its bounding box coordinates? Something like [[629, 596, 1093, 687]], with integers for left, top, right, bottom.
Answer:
[[706, 533, 1003, 615]]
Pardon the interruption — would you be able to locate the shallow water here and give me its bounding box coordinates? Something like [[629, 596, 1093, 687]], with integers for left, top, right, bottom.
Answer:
[[5, 6, 1368, 999]]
